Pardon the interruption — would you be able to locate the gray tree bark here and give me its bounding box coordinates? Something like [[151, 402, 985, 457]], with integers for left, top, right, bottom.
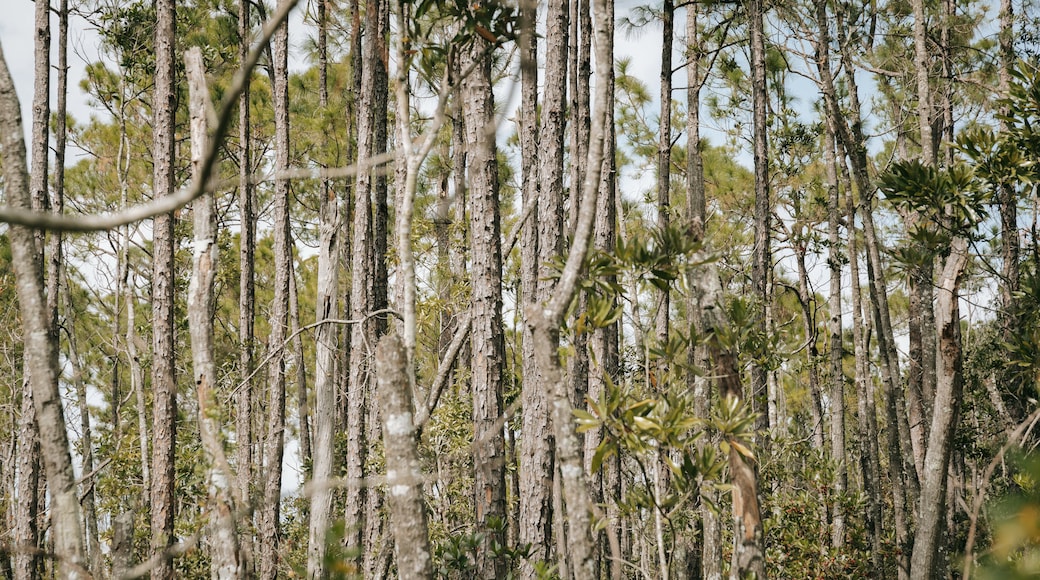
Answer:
[[461, 33, 508, 580], [375, 333, 434, 580], [0, 39, 87, 580], [307, 0, 341, 574], [812, 2, 847, 545], [909, 238, 968, 578], [519, 0, 562, 574], [748, 0, 771, 440], [526, 0, 612, 574], [685, 6, 723, 576], [186, 49, 245, 579]]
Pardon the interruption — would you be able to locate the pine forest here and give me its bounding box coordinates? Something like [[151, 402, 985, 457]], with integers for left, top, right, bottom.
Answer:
[[2, 0, 1040, 578]]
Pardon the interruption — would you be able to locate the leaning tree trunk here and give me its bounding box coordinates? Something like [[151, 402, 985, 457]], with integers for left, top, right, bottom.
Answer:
[[0, 40, 87, 580], [842, 149, 884, 573]]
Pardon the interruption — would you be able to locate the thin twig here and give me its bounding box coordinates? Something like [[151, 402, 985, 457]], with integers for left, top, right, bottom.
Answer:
[[223, 308, 400, 403], [962, 406, 1040, 580]]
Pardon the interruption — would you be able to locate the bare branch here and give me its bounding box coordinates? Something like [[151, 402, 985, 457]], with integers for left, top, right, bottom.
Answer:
[[0, 0, 301, 232]]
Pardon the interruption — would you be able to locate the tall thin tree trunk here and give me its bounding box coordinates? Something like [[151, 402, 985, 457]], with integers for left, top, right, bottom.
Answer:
[[346, 0, 388, 563], [842, 147, 883, 573], [14, 362, 40, 580], [237, 0, 256, 570], [997, 0, 1022, 422], [748, 0, 771, 441], [150, 0, 178, 576], [906, 0, 937, 483], [259, 3, 292, 576], [307, 0, 341, 573], [656, 0, 673, 366], [517, 0, 554, 572], [63, 271, 101, 576], [812, 3, 847, 544], [685, 6, 723, 577], [588, 39, 620, 577], [910, 238, 969, 578], [186, 49, 245, 578], [14, 2, 52, 576], [462, 32, 508, 580], [0, 40, 88, 580], [290, 262, 312, 470], [527, 0, 612, 573]]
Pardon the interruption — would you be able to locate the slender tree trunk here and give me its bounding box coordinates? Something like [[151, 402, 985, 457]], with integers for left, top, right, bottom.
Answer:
[[588, 40, 620, 577], [0, 41, 87, 580], [186, 49, 245, 578], [307, 0, 341, 574], [259, 3, 292, 576], [833, 28, 917, 570], [656, 0, 673, 367], [63, 270, 102, 576], [14, 367, 40, 580], [54, 0, 86, 566], [517, 0, 554, 573], [748, 0, 770, 440], [237, 0, 256, 570], [461, 33, 508, 580], [906, 0, 937, 483], [909, 238, 969, 578], [812, 3, 847, 544], [13, 2, 53, 577], [793, 244, 826, 451], [842, 149, 883, 574], [375, 333, 434, 580], [685, 7, 723, 577], [150, 0, 178, 576], [346, 0, 388, 562], [290, 262, 312, 470], [997, 0, 1022, 421], [527, 0, 612, 573]]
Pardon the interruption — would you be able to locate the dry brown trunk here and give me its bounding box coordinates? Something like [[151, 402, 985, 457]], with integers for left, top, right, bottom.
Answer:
[[149, 1, 178, 576], [259, 4, 292, 576], [236, 0, 256, 570]]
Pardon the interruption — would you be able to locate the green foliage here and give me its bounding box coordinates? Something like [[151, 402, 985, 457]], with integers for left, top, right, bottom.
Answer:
[[761, 436, 879, 579], [879, 159, 984, 250], [977, 451, 1040, 579]]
